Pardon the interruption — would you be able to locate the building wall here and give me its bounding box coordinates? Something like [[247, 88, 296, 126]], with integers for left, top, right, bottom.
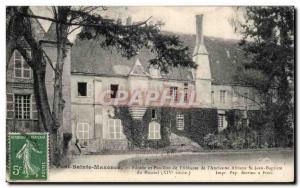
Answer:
[[6, 50, 39, 133], [70, 70, 262, 149], [212, 84, 260, 132], [70, 73, 197, 151], [6, 12, 46, 133], [6, 43, 72, 136], [212, 84, 260, 110], [71, 74, 129, 150]]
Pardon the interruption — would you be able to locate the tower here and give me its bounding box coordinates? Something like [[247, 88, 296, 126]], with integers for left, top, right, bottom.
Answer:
[[193, 14, 212, 108]]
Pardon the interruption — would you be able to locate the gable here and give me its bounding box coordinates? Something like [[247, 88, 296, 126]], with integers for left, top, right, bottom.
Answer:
[[129, 59, 148, 76]]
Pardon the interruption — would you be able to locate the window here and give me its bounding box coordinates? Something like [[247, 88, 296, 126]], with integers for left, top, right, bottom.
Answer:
[[148, 121, 161, 139], [218, 114, 225, 128], [108, 119, 123, 139], [176, 113, 184, 130], [110, 84, 119, 99], [77, 123, 89, 139], [220, 90, 226, 104], [211, 91, 214, 104], [15, 95, 31, 119], [149, 65, 160, 77], [151, 109, 156, 119], [78, 82, 87, 96], [14, 50, 31, 78], [170, 87, 178, 102], [184, 83, 188, 103]]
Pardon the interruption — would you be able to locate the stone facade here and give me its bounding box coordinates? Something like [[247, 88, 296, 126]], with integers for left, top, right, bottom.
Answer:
[[6, 13, 261, 153]]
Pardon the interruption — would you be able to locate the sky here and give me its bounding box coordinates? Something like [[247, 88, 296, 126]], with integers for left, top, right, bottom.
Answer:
[[31, 6, 242, 42]]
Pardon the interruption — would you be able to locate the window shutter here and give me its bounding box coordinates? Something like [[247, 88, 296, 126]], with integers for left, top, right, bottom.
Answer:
[[105, 119, 110, 139], [106, 83, 111, 100], [87, 82, 93, 97], [119, 120, 126, 139], [6, 93, 14, 119], [29, 95, 35, 119]]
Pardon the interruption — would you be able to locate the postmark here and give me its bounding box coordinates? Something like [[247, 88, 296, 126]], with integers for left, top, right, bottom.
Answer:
[[9, 132, 48, 181]]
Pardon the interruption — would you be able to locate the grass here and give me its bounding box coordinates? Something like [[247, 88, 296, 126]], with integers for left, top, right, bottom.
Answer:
[[118, 149, 294, 169]]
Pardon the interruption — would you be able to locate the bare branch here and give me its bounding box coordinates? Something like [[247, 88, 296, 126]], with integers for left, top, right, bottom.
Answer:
[[20, 12, 152, 28], [232, 87, 264, 108], [68, 25, 81, 35], [42, 50, 62, 78]]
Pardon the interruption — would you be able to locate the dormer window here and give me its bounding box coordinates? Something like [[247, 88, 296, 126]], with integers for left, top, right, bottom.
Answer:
[[14, 50, 31, 78], [149, 65, 160, 77]]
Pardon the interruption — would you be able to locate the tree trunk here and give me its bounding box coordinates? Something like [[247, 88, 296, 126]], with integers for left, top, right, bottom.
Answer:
[[32, 63, 60, 166], [32, 65, 53, 132], [51, 19, 69, 165]]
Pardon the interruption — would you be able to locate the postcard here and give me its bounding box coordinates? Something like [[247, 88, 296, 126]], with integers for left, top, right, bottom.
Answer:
[[6, 6, 295, 183]]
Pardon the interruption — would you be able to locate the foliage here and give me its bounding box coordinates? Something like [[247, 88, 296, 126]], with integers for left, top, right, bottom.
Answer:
[[114, 107, 170, 149], [231, 137, 246, 150], [114, 107, 218, 149], [185, 108, 218, 145], [237, 7, 294, 147], [202, 134, 222, 149], [75, 8, 196, 72], [222, 109, 279, 149]]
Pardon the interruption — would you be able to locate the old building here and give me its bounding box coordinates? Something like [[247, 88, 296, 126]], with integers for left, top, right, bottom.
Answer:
[[6, 13, 260, 152], [70, 15, 260, 152]]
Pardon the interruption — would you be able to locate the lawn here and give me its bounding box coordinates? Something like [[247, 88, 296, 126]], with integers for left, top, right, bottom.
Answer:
[[118, 149, 294, 169]]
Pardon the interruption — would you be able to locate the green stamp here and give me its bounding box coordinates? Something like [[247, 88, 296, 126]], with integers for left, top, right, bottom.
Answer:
[[9, 132, 48, 181]]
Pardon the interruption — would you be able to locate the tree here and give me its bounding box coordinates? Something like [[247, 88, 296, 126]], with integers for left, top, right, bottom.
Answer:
[[236, 7, 294, 147], [7, 6, 196, 165]]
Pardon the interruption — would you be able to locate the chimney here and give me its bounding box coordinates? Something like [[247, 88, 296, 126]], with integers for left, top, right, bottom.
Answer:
[[195, 14, 204, 46], [193, 14, 208, 55], [126, 16, 132, 25]]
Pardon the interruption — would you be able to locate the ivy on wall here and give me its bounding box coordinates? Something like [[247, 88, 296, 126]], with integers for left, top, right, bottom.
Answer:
[[185, 108, 218, 145], [114, 107, 170, 149], [114, 106, 219, 149]]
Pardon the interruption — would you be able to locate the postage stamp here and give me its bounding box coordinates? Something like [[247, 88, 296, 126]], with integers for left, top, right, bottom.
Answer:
[[8, 133, 48, 181]]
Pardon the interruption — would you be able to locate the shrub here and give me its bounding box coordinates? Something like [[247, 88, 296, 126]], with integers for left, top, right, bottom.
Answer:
[[249, 142, 258, 149], [202, 133, 221, 149], [231, 137, 246, 149]]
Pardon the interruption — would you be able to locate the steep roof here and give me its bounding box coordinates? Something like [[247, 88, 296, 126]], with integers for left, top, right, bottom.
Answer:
[[43, 22, 71, 44], [28, 8, 46, 41], [71, 32, 246, 84], [71, 37, 194, 81], [175, 33, 247, 85]]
